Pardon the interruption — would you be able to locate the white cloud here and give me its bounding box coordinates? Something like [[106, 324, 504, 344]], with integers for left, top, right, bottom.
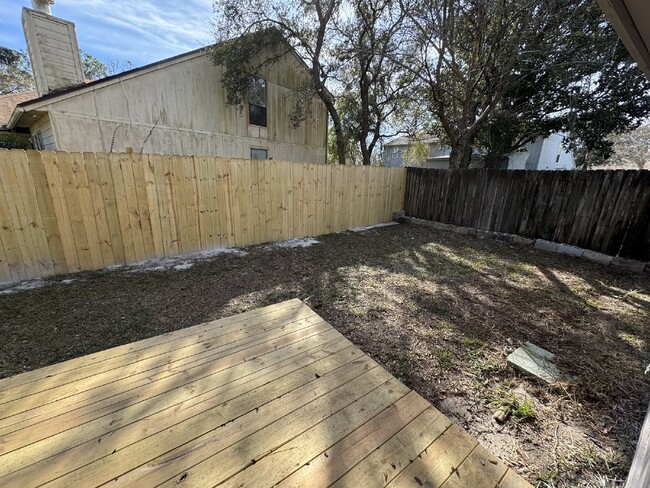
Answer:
[[53, 0, 215, 65]]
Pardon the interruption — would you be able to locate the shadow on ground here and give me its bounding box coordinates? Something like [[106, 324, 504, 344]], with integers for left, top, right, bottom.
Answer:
[[1, 224, 648, 486]]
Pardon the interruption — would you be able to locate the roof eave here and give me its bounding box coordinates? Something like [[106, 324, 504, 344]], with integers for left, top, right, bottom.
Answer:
[[596, 0, 650, 81]]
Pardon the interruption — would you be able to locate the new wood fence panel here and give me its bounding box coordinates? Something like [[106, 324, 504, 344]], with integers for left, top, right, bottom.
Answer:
[[0, 150, 405, 283], [404, 168, 650, 261]]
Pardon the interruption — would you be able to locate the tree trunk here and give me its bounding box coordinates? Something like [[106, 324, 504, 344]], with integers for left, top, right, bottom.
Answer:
[[448, 140, 473, 169]]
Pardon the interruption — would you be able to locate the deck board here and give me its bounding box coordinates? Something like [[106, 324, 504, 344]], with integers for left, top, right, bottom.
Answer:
[[0, 299, 532, 487]]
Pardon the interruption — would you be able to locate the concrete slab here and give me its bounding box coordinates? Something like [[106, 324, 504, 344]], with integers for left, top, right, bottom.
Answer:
[[557, 244, 584, 257], [433, 222, 452, 231], [582, 250, 613, 266], [534, 239, 560, 253], [611, 257, 646, 273], [507, 342, 562, 384]]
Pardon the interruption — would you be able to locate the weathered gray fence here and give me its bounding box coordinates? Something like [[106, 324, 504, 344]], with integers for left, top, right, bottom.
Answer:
[[404, 168, 650, 261]]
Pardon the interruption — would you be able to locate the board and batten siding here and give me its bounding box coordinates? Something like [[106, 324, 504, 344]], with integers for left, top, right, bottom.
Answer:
[[30, 115, 56, 150], [0, 150, 405, 283], [38, 51, 327, 163], [22, 8, 85, 96]]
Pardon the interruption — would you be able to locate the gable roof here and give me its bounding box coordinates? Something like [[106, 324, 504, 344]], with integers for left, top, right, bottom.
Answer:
[[0, 90, 38, 129]]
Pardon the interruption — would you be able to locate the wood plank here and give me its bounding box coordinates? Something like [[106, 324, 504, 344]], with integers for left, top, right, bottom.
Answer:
[[440, 444, 508, 487], [40, 151, 80, 273], [142, 153, 164, 257], [0, 332, 349, 459], [0, 312, 327, 423], [111, 153, 137, 263], [218, 377, 410, 488], [130, 153, 156, 259], [331, 406, 452, 488], [0, 334, 353, 484], [626, 401, 650, 488], [1, 151, 40, 279], [94, 152, 125, 264], [69, 152, 104, 270], [276, 390, 431, 488], [0, 299, 304, 394], [387, 424, 480, 488], [41, 350, 384, 487], [82, 152, 115, 266], [10, 151, 54, 277]]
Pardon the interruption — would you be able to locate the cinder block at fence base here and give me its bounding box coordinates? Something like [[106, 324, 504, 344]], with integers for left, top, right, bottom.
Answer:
[[403, 217, 434, 228], [534, 239, 560, 253], [556, 244, 584, 258], [454, 226, 470, 235], [582, 250, 613, 266], [476, 229, 493, 240], [611, 257, 646, 273], [513, 235, 535, 247], [433, 222, 452, 231], [494, 233, 515, 243], [392, 210, 406, 222]]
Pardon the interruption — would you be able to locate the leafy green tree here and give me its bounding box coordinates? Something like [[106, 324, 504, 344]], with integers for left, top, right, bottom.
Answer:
[[1, 46, 132, 94], [474, 1, 650, 168], [0, 47, 34, 94]]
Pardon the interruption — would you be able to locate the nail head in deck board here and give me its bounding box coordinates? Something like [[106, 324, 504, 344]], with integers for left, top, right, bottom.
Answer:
[[0, 299, 531, 488]]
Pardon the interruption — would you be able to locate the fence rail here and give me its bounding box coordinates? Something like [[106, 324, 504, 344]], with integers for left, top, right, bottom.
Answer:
[[405, 168, 650, 261], [0, 150, 405, 283]]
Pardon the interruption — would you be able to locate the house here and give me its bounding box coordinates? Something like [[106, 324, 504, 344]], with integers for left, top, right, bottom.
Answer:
[[3, 2, 328, 163], [383, 134, 575, 170], [0, 90, 37, 148]]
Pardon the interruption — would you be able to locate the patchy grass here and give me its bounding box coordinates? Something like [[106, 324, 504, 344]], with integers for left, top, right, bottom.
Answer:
[[0, 224, 648, 487]]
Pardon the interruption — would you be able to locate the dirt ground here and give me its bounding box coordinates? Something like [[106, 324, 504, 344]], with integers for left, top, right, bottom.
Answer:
[[1, 224, 648, 486]]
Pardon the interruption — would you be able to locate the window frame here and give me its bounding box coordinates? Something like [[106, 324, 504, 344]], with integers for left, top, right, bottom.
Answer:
[[248, 76, 267, 127], [250, 147, 269, 160]]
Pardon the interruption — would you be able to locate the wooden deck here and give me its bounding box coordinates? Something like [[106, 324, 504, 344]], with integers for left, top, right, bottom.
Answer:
[[0, 299, 531, 487]]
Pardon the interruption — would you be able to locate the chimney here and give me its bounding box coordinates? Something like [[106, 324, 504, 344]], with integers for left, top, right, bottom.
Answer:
[[22, 1, 85, 96]]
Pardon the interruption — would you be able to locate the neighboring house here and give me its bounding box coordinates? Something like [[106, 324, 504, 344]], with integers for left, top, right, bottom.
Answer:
[[383, 133, 575, 170], [4, 3, 328, 163]]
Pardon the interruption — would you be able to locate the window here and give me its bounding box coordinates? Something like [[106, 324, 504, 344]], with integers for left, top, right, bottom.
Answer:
[[250, 148, 269, 160], [248, 77, 267, 127]]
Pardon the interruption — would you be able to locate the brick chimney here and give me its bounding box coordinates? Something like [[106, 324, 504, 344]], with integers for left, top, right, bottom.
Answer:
[[22, 1, 85, 96]]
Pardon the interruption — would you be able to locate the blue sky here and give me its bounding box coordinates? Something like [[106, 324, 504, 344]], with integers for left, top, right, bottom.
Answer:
[[1, 0, 215, 67]]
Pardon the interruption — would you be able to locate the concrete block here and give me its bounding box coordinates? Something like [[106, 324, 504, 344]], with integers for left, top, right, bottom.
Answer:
[[433, 222, 452, 231], [494, 232, 514, 243], [392, 210, 405, 222], [534, 239, 560, 253], [582, 250, 613, 266], [513, 235, 535, 247], [507, 342, 562, 384], [402, 217, 434, 228], [454, 226, 470, 235], [611, 257, 646, 273], [476, 229, 493, 240], [557, 244, 585, 257], [466, 228, 477, 237]]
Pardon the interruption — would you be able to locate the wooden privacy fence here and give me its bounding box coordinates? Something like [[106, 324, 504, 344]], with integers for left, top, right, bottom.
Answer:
[[0, 150, 405, 283], [405, 168, 650, 261]]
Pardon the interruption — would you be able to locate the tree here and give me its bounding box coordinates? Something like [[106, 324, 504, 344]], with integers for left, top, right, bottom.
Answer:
[[474, 0, 650, 168], [398, 0, 538, 168], [334, 0, 410, 165], [402, 137, 429, 167], [1, 46, 132, 94], [604, 125, 650, 169], [210, 1, 348, 163], [0, 47, 34, 94], [210, 0, 412, 165]]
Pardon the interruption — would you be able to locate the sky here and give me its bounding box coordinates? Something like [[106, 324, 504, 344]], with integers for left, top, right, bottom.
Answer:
[[1, 0, 215, 67]]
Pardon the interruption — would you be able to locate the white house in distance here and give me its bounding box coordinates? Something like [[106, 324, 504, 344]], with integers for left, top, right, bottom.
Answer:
[[383, 134, 575, 170], [4, 1, 328, 163]]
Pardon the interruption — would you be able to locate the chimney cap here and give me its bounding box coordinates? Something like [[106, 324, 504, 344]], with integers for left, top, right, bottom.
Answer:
[[31, 0, 54, 14]]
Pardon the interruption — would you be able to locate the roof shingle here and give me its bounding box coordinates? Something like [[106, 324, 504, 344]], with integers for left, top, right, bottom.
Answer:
[[0, 90, 38, 129]]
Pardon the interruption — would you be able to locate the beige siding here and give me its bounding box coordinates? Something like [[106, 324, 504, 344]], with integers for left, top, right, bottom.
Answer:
[[22, 8, 85, 96], [44, 52, 328, 163], [30, 115, 56, 150]]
